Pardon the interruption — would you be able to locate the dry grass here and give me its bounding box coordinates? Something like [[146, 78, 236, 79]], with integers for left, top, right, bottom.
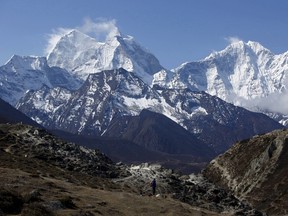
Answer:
[[0, 165, 229, 216]]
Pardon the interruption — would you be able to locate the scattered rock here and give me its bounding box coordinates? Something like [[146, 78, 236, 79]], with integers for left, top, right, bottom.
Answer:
[[0, 123, 125, 178]]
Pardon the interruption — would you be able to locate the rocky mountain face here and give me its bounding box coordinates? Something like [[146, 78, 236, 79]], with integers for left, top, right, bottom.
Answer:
[[16, 68, 284, 154], [153, 41, 288, 125], [203, 129, 288, 215], [0, 123, 263, 215], [103, 109, 214, 157], [159, 88, 284, 153], [16, 68, 159, 134]]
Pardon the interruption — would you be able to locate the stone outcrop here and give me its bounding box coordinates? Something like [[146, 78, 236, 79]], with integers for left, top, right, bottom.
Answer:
[[0, 123, 123, 178]]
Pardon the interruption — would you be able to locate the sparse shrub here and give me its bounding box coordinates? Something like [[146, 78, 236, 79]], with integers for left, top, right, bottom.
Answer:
[[71, 209, 95, 216], [0, 188, 23, 214], [21, 203, 54, 216], [30, 173, 40, 178], [60, 196, 77, 209], [0, 208, 4, 216], [23, 189, 42, 203]]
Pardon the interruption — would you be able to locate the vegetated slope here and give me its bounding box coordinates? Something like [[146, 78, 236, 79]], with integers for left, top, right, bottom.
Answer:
[[0, 167, 228, 216], [203, 129, 288, 215], [0, 123, 263, 215]]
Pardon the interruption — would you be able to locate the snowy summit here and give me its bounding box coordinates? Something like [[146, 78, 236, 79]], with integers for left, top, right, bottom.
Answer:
[[47, 29, 165, 84]]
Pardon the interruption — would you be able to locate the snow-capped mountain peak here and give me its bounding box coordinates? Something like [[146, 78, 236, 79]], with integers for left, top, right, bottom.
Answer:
[[47, 29, 165, 84], [0, 55, 51, 105], [204, 41, 245, 60], [0, 54, 81, 106], [167, 40, 288, 125], [205, 40, 272, 61], [47, 29, 101, 72]]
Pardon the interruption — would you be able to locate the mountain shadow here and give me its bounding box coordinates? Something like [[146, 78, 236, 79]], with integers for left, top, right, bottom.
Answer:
[[0, 97, 41, 128], [103, 109, 215, 159]]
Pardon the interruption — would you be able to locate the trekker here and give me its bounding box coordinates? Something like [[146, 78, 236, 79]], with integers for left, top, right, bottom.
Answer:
[[151, 178, 156, 195]]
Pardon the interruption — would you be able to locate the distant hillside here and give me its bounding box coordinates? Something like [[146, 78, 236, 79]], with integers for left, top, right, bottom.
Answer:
[[52, 128, 210, 174]]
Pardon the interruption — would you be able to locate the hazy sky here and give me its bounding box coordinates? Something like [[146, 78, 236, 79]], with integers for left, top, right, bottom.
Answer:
[[1, 0, 288, 69]]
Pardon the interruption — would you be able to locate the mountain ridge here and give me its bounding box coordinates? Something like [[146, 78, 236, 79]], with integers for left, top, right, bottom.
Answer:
[[203, 128, 288, 215], [0, 55, 81, 105], [0, 29, 286, 158], [16, 68, 284, 154], [155, 40, 288, 125], [2, 31, 288, 126], [103, 109, 215, 156]]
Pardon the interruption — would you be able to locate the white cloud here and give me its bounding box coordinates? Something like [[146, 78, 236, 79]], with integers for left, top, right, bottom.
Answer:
[[257, 92, 288, 115], [225, 36, 242, 44], [238, 92, 288, 115]]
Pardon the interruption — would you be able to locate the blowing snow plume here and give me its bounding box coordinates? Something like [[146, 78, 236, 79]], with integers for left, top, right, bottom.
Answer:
[[79, 18, 120, 41], [44, 27, 73, 55], [44, 18, 120, 55], [225, 36, 242, 44]]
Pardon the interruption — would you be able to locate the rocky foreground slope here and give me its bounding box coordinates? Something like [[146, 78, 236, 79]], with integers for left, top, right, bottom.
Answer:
[[0, 123, 262, 215], [203, 129, 288, 215]]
